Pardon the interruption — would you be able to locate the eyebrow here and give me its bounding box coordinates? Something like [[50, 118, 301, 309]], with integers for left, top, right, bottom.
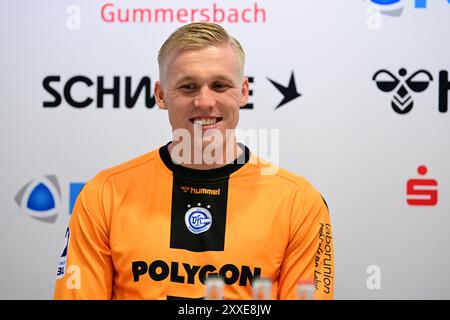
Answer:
[[174, 75, 235, 86], [174, 76, 197, 85]]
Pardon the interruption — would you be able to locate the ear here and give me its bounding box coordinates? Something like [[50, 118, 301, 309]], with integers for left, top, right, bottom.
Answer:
[[239, 77, 250, 108], [154, 81, 167, 110]]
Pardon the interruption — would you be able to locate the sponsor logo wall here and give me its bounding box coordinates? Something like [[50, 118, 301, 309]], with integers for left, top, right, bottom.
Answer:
[[0, 0, 449, 299]]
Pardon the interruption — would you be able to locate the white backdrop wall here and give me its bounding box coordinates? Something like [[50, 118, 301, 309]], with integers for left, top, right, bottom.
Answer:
[[1, 0, 449, 299]]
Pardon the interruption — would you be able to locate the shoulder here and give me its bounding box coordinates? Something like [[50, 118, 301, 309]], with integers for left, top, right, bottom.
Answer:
[[82, 147, 161, 195], [243, 154, 327, 209], [245, 154, 321, 193]]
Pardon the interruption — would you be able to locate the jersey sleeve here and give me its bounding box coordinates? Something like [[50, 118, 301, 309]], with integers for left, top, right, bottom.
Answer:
[[53, 172, 113, 299], [278, 183, 334, 300]]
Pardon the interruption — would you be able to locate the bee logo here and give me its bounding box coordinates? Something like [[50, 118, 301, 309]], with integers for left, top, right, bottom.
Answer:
[[373, 68, 433, 114], [180, 186, 190, 193]]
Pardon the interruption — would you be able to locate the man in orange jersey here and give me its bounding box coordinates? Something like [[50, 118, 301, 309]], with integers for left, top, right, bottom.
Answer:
[[54, 22, 334, 300]]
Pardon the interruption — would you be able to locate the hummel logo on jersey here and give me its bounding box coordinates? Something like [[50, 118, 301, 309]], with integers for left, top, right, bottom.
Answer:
[[180, 186, 221, 196], [181, 186, 190, 193]]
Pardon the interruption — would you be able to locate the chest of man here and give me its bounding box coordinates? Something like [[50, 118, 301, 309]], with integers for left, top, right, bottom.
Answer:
[[107, 173, 292, 299]]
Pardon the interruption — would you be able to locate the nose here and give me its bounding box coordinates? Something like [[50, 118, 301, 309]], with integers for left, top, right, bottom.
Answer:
[[194, 86, 216, 109]]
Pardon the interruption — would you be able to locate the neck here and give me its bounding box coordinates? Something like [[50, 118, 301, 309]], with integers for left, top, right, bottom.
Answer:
[[167, 139, 242, 170]]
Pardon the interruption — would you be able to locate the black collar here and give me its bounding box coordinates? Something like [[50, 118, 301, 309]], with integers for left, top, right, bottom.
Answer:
[[159, 142, 250, 181]]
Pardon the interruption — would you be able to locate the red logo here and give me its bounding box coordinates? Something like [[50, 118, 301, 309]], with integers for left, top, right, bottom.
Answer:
[[406, 165, 438, 206]]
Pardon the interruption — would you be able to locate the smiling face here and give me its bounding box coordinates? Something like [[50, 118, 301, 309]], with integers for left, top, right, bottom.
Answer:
[[155, 43, 249, 154]]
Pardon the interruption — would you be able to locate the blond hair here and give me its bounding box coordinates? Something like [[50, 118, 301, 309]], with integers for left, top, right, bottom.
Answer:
[[158, 22, 245, 73]]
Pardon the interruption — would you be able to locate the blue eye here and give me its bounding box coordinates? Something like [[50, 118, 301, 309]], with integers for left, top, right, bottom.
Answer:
[[181, 84, 196, 91], [213, 83, 229, 91]]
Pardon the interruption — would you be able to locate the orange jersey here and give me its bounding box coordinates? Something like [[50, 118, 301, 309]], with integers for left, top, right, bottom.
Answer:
[[54, 143, 334, 300]]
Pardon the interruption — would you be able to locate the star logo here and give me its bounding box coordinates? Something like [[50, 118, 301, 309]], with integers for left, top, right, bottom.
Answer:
[[267, 71, 301, 109]]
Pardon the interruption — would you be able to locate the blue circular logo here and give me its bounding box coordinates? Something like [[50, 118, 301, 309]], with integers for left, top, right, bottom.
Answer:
[[371, 0, 400, 5], [15, 175, 61, 223], [185, 207, 212, 234]]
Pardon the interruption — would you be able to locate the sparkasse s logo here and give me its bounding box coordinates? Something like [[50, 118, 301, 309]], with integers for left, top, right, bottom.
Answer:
[[406, 165, 438, 206]]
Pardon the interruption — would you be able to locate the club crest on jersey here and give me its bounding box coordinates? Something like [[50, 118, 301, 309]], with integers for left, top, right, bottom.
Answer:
[[185, 204, 212, 234]]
